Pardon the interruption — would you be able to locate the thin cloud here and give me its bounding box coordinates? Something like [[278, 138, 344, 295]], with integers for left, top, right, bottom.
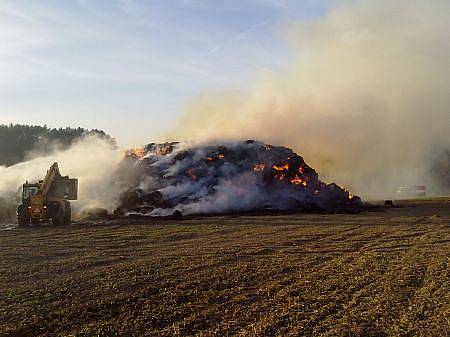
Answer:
[[0, 1, 330, 145]]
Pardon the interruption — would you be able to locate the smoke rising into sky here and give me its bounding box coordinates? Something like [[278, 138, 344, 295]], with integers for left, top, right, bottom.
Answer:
[[0, 0, 325, 145], [176, 0, 450, 198], [1, 0, 448, 201]]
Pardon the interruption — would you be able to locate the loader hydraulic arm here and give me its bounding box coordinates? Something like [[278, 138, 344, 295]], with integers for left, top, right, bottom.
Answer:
[[38, 162, 61, 197]]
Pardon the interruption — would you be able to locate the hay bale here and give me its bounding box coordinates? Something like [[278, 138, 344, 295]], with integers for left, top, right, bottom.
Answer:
[[79, 207, 109, 220]]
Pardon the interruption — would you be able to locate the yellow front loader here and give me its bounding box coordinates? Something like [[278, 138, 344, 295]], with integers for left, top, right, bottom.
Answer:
[[17, 162, 78, 227]]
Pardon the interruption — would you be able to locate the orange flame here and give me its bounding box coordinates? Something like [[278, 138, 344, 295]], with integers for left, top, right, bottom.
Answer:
[[272, 164, 290, 171], [290, 174, 307, 186], [207, 154, 224, 162], [253, 163, 266, 172], [125, 147, 146, 159], [342, 186, 354, 200]]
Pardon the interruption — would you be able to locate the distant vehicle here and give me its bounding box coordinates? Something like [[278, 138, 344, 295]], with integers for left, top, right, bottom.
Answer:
[[17, 162, 78, 227], [396, 185, 426, 198]]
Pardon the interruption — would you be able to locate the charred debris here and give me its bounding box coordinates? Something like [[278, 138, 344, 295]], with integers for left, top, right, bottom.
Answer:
[[109, 140, 368, 219]]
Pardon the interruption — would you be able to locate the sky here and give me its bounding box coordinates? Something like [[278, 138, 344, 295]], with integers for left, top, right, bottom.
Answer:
[[0, 0, 330, 146]]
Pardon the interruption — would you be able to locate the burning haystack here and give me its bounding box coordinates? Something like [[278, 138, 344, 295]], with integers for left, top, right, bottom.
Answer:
[[115, 140, 361, 216]]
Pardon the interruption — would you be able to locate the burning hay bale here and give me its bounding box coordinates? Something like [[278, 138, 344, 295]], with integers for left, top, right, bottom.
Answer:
[[115, 140, 362, 216]]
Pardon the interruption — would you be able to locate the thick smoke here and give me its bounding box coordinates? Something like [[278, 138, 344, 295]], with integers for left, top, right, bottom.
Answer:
[[117, 141, 359, 216], [0, 135, 124, 217], [176, 0, 450, 199]]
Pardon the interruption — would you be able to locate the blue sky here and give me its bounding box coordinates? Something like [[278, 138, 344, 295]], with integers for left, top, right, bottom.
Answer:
[[0, 0, 330, 145]]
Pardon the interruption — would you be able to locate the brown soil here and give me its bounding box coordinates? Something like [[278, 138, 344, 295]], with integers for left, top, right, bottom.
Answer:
[[1, 198, 449, 336]]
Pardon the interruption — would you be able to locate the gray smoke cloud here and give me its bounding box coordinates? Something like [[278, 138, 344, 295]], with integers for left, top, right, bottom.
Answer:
[[118, 141, 359, 217], [0, 135, 124, 217], [175, 0, 450, 199]]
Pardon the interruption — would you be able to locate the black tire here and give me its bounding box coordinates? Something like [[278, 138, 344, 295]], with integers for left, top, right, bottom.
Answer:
[[17, 205, 30, 228], [52, 205, 64, 226], [172, 210, 183, 219], [64, 202, 72, 225]]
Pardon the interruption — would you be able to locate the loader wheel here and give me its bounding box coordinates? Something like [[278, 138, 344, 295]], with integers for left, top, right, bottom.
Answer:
[[17, 205, 30, 228], [52, 206, 65, 226], [64, 202, 72, 225]]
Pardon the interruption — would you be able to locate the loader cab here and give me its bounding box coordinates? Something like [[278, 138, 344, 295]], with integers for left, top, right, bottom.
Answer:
[[22, 184, 40, 201]]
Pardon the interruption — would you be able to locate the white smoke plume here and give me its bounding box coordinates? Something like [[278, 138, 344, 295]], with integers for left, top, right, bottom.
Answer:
[[0, 135, 124, 216], [118, 141, 358, 216], [175, 0, 450, 199]]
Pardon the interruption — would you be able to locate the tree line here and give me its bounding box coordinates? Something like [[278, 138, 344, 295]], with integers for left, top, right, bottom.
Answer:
[[0, 124, 115, 166]]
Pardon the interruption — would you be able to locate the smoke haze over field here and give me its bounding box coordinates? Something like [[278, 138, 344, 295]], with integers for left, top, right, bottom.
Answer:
[[0, 136, 123, 213], [176, 0, 450, 198]]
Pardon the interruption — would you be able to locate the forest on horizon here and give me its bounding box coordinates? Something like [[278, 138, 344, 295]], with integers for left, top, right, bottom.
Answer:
[[0, 124, 114, 167]]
